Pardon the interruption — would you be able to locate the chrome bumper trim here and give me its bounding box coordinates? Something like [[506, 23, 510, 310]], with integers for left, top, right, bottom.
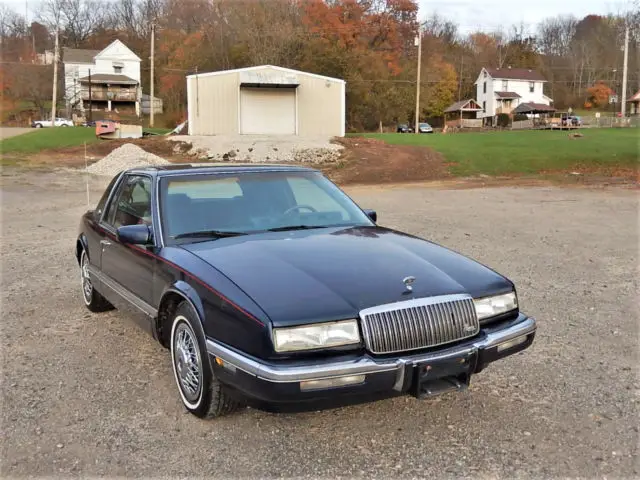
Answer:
[[206, 315, 536, 385]]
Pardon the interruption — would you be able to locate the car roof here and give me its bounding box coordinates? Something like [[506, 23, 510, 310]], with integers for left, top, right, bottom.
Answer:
[[125, 163, 320, 177]]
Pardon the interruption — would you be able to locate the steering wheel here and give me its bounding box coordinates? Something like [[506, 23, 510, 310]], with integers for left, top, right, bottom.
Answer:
[[283, 205, 318, 216]]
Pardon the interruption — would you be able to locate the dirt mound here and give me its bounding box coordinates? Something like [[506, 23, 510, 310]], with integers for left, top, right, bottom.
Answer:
[[85, 143, 169, 177], [321, 136, 450, 185]]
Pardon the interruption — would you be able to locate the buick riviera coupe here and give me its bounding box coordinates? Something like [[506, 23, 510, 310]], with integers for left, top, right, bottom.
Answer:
[[76, 164, 537, 419]]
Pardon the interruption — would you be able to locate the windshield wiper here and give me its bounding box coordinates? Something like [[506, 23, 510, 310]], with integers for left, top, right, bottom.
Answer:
[[266, 225, 324, 232], [173, 230, 247, 240]]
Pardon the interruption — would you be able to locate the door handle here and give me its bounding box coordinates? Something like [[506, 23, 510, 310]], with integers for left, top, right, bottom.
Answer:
[[100, 239, 111, 247]]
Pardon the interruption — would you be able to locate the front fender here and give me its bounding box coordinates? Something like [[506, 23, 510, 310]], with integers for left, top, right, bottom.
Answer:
[[76, 234, 89, 264], [162, 280, 206, 326]]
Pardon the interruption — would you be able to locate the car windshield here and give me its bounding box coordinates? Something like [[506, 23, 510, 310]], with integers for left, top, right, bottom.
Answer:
[[159, 170, 374, 242], [419, 123, 430, 127]]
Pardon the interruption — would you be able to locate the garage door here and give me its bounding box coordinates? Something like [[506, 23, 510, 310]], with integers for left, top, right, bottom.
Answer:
[[240, 88, 296, 135]]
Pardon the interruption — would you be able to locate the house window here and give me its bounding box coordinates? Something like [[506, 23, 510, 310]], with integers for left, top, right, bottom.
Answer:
[[114, 66, 123, 73], [482, 101, 486, 112], [502, 80, 508, 90], [483, 82, 487, 94], [529, 81, 535, 93]]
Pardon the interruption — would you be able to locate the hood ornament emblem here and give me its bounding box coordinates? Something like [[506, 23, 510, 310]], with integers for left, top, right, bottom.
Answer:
[[403, 276, 416, 293]]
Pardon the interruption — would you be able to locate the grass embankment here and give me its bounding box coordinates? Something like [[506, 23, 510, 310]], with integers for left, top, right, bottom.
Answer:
[[355, 128, 639, 176], [1, 127, 99, 157], [0, 126, 172, 165]]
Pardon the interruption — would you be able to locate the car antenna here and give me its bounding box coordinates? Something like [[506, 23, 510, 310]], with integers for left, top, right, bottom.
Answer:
[[84, 141, 90, 208]]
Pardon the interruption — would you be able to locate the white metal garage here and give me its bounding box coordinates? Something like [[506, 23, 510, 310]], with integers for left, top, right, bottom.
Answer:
[[186, 65, 345, 137], [240, 88, 296, 135]]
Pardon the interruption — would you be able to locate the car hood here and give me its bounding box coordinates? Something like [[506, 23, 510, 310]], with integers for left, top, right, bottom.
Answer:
[[182, 226, 513, 327]]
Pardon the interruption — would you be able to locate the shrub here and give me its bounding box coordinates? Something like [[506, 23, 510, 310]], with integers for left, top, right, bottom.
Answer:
[[496, 113, 511, 128], [513, 113, 529, 122]]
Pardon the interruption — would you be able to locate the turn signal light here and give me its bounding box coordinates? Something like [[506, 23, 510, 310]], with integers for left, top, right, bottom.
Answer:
[[300, 375, 365, 391]]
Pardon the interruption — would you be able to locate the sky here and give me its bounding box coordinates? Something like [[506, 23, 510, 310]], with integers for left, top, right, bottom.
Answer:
[[418, 0, 635, 33], [2, 0, 636, 34]]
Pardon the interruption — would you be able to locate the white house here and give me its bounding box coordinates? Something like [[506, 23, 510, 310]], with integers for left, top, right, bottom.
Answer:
[[474, 67, 553, 124], [63, 40, 142, 117]]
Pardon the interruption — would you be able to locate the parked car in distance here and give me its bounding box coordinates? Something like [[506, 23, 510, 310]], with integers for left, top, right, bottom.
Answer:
[[82, 120, 97, 128], [76, 164, 537, 419], [561, 115, 581, 127], [31, 117, 74, 128], [396, 123, 414, 133], [418, 122, 434, 133]]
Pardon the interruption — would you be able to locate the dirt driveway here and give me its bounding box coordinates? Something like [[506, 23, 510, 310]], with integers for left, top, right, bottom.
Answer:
[[2, 169, 638, 478], [0, 127, 32, 139]]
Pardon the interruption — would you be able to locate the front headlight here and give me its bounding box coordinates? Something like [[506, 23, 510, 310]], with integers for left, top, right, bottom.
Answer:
[[474, 292, 518, 321], [272, 320, 360, 353]]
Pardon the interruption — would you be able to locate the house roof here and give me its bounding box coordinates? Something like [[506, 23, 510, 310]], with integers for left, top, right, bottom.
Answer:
[[444, 99, 483, 113], [495, 91, 522, 99], [512, 102, 556, 114], [78, 74, 139, 85], [627, 89, 640, 102], [484, 67, 547, 82], [63, 47, 101, 64], [94, 39, 141, 62]]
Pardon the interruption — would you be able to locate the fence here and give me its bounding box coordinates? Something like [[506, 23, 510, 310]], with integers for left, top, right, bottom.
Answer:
[[580, 115, 639, 128]]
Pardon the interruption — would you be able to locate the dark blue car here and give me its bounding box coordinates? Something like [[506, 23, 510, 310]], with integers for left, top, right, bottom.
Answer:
[[76, 164, 537, 419]]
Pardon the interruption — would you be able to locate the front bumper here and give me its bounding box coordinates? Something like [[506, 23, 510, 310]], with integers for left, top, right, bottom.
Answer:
[[207, 313, 536, 410]]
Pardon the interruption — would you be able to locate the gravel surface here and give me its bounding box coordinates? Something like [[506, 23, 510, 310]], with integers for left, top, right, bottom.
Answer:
[[85, 143, 169, 177], [1, 170, 638, 478], [170, 134, 343, 163]]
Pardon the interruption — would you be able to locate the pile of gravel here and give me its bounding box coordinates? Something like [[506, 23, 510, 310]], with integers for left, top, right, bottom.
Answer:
[[86, 143, 169, 177]]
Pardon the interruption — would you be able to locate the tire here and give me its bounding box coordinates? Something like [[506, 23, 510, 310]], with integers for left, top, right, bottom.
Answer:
[[79, 249, 113, 312], [170, 301, 242, 419], [35, 123, 43, 128]]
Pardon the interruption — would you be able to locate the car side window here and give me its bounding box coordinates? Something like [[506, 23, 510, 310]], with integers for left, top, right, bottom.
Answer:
[[95, 174, 122, 219], [103, 175, 152, 229]]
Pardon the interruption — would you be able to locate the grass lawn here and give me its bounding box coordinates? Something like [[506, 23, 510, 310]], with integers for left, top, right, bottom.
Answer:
[[1, 127, 99, 156], [354, 128, 639, 176]]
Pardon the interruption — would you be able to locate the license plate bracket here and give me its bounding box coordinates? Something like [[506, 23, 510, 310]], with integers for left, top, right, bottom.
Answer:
[[412, 352, 475, 399]]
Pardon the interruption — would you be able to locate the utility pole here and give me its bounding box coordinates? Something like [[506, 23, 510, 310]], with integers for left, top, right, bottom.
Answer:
[[51, 27, 59, 123], [621, 24, 629, 117], [458, 54, 464, 102], [414, 28, 422, 134], [88, 69, 92, 122], [150, 23, 155, 127]]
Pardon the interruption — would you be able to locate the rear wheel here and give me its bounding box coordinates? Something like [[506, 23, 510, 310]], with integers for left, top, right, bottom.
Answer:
[[170, 301, 242, 419], [80, 249, 113, 312]]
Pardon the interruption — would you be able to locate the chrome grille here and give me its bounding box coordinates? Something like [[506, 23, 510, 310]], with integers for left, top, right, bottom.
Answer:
[[359, 294, 479, 354]]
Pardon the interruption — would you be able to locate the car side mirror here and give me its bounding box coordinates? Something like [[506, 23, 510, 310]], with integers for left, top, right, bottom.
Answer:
[[363, 209, 377, 223], [116, 224, 152, 245]]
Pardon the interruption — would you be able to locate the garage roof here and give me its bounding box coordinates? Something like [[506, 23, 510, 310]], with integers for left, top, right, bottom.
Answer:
[[186, 65, 345, 84]]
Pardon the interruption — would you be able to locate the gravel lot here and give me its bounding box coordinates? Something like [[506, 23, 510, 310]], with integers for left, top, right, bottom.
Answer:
[[2, 169, 638, 478], [171, 134, 343, 163]]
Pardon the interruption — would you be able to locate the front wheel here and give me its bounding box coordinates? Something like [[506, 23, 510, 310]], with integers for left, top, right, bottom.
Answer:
[[34, 123, 43, 128], [170, 302, 242, 419]]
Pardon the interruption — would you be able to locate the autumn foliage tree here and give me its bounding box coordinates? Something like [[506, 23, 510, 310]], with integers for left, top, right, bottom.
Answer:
[[1, 0, 638, 128], [584, 81, 614, 109]]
